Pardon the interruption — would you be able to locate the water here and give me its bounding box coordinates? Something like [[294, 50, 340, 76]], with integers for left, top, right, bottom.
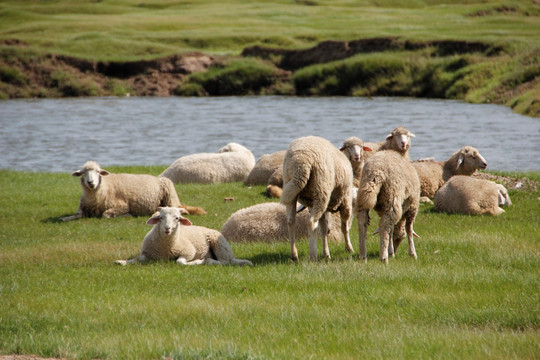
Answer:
[[1, 96, 539, 173]]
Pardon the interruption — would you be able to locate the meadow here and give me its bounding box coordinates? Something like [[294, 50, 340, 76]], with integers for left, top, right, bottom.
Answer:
[[0, 166, 539, 359]]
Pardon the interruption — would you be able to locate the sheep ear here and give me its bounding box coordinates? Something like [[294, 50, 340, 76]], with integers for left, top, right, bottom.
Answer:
[[178, 207, 189, 215], [409, 132, 416, 138], [363, 146, 372, 152], [385, 133, 393, 140], [147, 215, 161, 225], [99, 169, 110, 176], [72, 170, 83, 177], [339, 145, 346, 151], [456, 155, 464, 169], [179, 216, 192, 226]]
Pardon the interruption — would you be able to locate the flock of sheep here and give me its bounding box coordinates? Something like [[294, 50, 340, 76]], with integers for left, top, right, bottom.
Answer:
[[61, 126, 512, 265]]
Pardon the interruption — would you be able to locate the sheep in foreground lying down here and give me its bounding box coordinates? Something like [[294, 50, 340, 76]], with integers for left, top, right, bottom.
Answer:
[[434, 176, 511, 216], [61, 161, 205, 221], [160, 142, 256, 184], [244, 150, 286, 186], [412, 146, 488, 199], [281, 136, 355, 261], [356, 148, 421, 263], [116, 207, 253, 266]]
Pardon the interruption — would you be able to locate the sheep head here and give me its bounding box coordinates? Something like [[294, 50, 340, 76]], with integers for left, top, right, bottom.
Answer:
[[455, 146, 488, 174], [72, 161, 110, 190], [386, 126, 415, 153], [340, 137, 372, 164], [146, 207, 192, 235]]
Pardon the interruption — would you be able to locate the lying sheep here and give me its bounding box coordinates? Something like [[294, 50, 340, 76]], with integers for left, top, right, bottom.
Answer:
[[356, 147, 421, 263], [116, 207, 253, 266], [281, 136, 355, 261], [434, 176, 511, 216], [412, 146, 488, 199], [61, 161, 205, 221], [340, 137, 372, 187], [160, 142, 256, 184], [266, 166, 284, 198], [244, 150, 286, 186]]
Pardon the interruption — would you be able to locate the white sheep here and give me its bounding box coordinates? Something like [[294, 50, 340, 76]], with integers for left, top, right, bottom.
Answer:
[[244, 150, 286, 186], [116, 207, 253, 266], [280, 136, 355, 261], [339, 137, 373, 187], [160, 142, 256, 184], [412, 146, 488, 199], [378, 126, 416, 158], [356, 148, 421, 263], [434, 175, 512, 215], [61, 161, 205, 221]]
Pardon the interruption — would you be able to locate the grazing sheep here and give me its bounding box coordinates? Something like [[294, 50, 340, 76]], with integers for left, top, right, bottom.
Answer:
[[281, 136, 355, 261], [61, 161, 205, 221], [266, 166, 284, 198], [244, 150, 286, 186], [160, 142, 256, 184], [434, 176, 511, 216], [412, 146, 488, 199], [356, 150, 421, 263], [340, 137, 372, 187], [116, 207, 253, 266]]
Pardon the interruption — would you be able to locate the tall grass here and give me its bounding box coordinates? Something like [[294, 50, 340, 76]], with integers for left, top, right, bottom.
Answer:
[[0, 167, 539, 359]]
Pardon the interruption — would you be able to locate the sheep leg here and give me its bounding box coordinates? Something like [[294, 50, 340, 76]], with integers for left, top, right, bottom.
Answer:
[[357, 210, 369, 262], [379, 215, 395, 264], [318, 212, 331, 260], [103, 204, 130, 218], [115, 254, 148, 266], [286, 202, 299, 262], [339, 198, 354, 253], [405, 218, 418, 259], [60, 210, 83, 222]]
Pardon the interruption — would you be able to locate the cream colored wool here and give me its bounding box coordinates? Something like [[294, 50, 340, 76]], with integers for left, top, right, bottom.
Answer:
[[434, 175, 511, 216], [116, 207, 253, 266], [160, 142, 256, 184], [412, 146, 488, 199], [340, 136, 372, 187], [61, 161, 204, 221], [280, 136, 354, 261], [244, 150, 286, 186], [356, 149, 421, 263]]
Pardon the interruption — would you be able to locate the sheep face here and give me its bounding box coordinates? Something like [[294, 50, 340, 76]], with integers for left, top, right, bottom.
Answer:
[[147, 207, 192, 235], [386, 126, 415, 152], [72, 161, 109, 190], [340, 137, 372, 164], [456, 146, 488, 173]]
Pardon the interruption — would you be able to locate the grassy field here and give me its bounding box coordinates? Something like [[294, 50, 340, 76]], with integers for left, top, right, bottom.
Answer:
[[0, 166, 539, 359]]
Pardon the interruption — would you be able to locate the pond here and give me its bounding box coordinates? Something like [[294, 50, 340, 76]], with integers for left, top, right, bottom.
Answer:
[[1, 96, 538, 173]]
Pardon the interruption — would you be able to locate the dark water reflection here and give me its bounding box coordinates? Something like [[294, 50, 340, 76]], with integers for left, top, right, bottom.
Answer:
[[1, 96, 538, 172]]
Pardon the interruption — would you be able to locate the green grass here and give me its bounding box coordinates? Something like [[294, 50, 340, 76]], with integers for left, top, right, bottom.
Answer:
[[0, 167, 539, 359]]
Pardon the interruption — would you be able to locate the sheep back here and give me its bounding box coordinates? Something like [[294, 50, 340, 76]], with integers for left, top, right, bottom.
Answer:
[[244, 150, 286, 186], [412, 160, 445, 199], [434, 176, 506, 215], [221, 202, 343, 243]]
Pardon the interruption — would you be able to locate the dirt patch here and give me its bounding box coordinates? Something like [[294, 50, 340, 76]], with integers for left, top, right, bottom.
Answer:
[[473, 172, 538, 192]]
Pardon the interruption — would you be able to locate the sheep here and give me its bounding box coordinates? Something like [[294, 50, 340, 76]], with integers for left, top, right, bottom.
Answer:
[[60, 161, 205, 221], [244, 150, 286, 186], [221, 187, 359, 243], [412, 146, 488, 200], [280, 136, 355, 261], [339, 137, 372, 187], [434, 176, 512, 216], [356, 149, 421, 263], [160, 142, 256, 184], [378, 126, 416, 158], [116, 207, 253, 266]]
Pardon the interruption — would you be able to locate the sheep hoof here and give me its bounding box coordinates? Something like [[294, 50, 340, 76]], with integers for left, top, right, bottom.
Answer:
[[409, 252, 418, 259], [380, 258, 389, 264], [289, 256, 299, 263], [115, 260, 127, 266]]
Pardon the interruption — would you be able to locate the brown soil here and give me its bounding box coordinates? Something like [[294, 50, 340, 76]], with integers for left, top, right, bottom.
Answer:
[[473, 172, 538, 192]]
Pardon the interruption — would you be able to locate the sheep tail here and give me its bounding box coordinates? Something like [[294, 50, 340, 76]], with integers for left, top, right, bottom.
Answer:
[[280, 163, 311, 206], [266, 184, 283, 198], [356, 172, 384, 211]]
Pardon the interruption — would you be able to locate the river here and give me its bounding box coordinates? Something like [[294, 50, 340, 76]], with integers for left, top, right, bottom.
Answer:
[[1, 96, 538, 173]]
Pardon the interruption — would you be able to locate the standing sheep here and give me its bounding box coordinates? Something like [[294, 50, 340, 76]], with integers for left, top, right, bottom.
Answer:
[[281, 136, 355, 261], [340, 137, 372, 187], [116, 207, 253, 266], [160, 143, 256, 184], [61, 161, 205, 222], [412, 146, 488, 199], [356, 149, 421, 263], [434, 176, 512, 215], [244, 150, 286, 186], [378, 126, 416, 158]]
